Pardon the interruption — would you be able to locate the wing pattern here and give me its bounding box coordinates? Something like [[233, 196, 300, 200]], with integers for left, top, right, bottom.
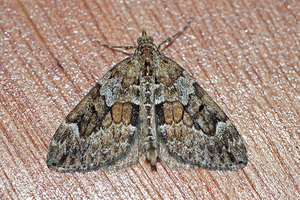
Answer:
[[47, 58, 141, 172], [47, 30, 248, 172], [155, 57, 248, 170]]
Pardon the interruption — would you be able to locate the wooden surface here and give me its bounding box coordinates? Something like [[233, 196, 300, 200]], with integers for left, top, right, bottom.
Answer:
[[0, 0, 299, 199]]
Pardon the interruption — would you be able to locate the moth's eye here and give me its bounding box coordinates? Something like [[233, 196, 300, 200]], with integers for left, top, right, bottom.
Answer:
[[149, 37, 154, 43], [137, 38, 142, 44]]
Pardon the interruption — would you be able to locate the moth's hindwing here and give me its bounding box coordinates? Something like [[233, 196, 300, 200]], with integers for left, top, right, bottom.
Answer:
[[47, 58, 141, 172], [155, 57, 248, 170]]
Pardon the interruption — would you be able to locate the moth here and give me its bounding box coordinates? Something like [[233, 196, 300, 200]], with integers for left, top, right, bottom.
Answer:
[[47, 20, 248, 172]]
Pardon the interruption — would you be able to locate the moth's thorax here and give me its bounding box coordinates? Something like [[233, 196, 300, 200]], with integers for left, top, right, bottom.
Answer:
[[141, 46, 155, 62], [136, 44, 160, 63]]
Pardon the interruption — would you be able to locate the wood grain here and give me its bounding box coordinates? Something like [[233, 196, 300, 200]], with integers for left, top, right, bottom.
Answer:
[[0, 0, 298, 199]]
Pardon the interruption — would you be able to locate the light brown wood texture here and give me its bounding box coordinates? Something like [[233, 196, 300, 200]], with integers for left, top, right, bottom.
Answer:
[[1, 0, 299, 199]]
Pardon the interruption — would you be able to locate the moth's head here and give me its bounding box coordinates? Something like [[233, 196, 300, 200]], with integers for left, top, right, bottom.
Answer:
[[137, 30, 154, 45]]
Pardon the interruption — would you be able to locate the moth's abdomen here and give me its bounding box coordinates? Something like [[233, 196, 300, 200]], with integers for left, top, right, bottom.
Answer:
[[139, 52, 160, 167]]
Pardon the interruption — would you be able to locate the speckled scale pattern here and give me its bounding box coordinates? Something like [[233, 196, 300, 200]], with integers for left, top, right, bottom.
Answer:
[[47, 31, 247, 172]]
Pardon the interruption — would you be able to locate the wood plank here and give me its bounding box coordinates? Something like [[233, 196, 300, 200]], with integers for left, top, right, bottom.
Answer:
[[0, 0, 298, 199]]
